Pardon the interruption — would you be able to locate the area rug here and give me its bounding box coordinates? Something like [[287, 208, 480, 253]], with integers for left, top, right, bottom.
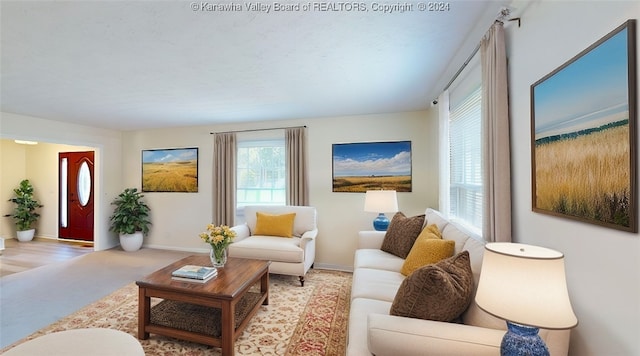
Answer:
[[1, 269, 352, 355]]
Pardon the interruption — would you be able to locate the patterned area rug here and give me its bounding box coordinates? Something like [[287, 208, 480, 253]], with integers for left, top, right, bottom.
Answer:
[[1, 269, 352, 355]]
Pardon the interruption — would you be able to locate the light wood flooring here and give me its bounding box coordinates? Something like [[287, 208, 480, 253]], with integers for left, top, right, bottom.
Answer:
[[0, 238, 94, 277]]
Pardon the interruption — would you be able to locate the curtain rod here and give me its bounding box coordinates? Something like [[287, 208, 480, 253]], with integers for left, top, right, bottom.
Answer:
[[439, 11, 520, 96], [210, 125, 306, 135], [442, 42, 481, 93]]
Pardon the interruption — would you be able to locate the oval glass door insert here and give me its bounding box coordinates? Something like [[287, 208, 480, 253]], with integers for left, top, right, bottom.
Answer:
[[77, 161, 91, 206]]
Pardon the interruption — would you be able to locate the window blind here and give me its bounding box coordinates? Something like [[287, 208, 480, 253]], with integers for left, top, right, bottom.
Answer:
[[449, 85, 483, 232]]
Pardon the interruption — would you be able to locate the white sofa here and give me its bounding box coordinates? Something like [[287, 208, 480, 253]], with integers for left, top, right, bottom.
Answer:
[[347, 208, 571, 356], [228, 205, 317, 286]]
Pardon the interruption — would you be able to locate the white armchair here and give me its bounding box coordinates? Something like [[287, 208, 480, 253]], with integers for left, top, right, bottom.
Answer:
[[228, 205, 317, 286]]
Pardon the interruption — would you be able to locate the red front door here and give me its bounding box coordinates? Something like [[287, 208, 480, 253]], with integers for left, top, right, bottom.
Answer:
[[59, 151, 94, 241]]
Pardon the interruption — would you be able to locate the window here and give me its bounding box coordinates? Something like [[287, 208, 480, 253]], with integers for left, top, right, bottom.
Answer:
[[443, 53, 483, 234], [449, 86, 482, 232], [236, 138, 286, 212]]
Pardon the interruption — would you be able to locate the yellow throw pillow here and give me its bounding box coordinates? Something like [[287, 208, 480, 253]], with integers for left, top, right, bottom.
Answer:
[[421, 223, 443, 239], [400, 225, 454, 276], [254, 212, 296, 238]]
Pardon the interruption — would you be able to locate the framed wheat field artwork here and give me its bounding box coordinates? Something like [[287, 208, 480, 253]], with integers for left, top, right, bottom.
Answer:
[[531, 20, 637, 232], [142, 147, 198, 193], [332, 140, 412, 192]]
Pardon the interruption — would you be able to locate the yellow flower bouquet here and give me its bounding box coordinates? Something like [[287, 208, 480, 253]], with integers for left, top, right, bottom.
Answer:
[[200, 224, 236, 267]]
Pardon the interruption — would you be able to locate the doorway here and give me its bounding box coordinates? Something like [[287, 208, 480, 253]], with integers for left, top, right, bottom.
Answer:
[[59, 151, 94, 242]]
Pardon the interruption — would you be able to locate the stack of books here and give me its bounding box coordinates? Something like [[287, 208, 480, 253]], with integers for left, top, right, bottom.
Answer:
[[171, 265, 218, 283]]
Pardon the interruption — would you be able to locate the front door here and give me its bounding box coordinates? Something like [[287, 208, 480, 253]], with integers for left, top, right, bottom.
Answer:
[[59, 151, 94, 241]]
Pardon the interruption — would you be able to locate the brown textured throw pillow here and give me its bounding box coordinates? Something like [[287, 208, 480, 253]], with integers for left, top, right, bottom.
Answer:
[[390, 251, 473, 322], [380, 212, 426, 259]]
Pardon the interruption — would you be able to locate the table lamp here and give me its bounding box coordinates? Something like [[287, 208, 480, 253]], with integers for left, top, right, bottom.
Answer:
[[363, 190, 398, 231], [475, 243, 578, 356]]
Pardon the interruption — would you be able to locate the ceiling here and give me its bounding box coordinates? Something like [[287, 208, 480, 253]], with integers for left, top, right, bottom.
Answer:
[[1, 1, 511, 131]]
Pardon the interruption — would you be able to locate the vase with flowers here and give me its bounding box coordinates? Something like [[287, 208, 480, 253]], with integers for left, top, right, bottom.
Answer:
[[199, 224, 236, 268]]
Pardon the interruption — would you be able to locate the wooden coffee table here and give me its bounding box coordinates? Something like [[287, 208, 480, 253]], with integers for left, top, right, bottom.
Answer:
[[136, 255, 270, 355]]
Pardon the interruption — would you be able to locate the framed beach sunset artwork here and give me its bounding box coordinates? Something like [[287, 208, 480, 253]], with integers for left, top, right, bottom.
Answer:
[[531, 20, 637, 232], [332, 141, 412, 192]]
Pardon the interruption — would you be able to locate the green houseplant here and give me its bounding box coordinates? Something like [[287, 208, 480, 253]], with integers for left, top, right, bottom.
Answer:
[[6, 179, 44, 241], [109, 188, 151, 251]]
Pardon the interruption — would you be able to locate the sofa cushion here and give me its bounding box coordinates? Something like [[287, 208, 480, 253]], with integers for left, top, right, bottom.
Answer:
[[390, 251, 474, 322], [381, 212, 426, 259], [351, 268, 406, 302], [400, 225, 455, 276], [253, 212, 296, 237], [368, 313, 505, 356], [424, 208, 451, 231], [347, 298, 392, 356], [227, 236, 303, 263], [354, 249, 405, 272]]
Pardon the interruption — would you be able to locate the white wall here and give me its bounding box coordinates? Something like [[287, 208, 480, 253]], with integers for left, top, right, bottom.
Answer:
[[0, 141, 27, 240], [121, 110, 439, 269], [507, 1, 639, 355], [0, 112, 123, 250], [308, 111, 438, 269]]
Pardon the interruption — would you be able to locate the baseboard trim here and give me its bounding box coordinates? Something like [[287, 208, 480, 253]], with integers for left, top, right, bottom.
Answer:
[[314, 263, 353, 273], [143, 244, 207, 253]]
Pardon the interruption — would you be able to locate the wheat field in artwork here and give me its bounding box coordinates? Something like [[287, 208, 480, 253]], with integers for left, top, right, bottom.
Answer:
[[332, 175, 412, 192], [142, 148, 198, 192], [535, 124, 631, 228], [143, 160, 198, 192]]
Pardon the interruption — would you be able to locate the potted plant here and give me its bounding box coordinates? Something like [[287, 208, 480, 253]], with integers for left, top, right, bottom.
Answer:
[[109, 188, 151, 251], [6, 179, 44, 242]]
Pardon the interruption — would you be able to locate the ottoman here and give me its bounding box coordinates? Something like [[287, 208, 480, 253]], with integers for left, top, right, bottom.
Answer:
[[3, 328, 144, 355]]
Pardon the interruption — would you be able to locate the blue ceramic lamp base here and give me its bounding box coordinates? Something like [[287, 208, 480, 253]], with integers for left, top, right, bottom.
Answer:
[[372, 213, 390, 231], [501, 321, 550, 356]]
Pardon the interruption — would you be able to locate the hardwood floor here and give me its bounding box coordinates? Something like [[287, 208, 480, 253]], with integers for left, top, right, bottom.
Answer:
[[0, 238, 94, 277]]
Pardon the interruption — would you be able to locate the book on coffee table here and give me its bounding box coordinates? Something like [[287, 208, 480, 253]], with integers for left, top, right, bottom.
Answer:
[[171, 273, 217, 283], [171, 265, 217, 280]]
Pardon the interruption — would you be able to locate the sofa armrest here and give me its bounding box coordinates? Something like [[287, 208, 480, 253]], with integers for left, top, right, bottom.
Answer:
[[301, 229, 318, 239], [367, 313, 503, 356], [358, 231, 386, 249], [231, 224, 250, 242], [300, 228, 318, 249]]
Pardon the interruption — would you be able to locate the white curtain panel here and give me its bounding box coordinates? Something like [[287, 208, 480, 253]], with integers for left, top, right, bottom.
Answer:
[[438, 90, 451, 217]]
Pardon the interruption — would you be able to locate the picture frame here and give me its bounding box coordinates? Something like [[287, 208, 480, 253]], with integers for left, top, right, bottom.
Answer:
[[332, 140, 412, 192], [530, 20, 637, 232], [142, 147, 198, 193]]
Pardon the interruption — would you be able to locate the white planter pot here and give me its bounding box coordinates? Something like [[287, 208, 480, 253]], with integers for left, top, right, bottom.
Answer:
[[16, 229, 35, 242], [119, 232, 143, 252]]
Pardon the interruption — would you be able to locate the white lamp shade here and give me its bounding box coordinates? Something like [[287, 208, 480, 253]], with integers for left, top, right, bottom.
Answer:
[[363, 190, 398, 213], [475, 243, 578, 330]]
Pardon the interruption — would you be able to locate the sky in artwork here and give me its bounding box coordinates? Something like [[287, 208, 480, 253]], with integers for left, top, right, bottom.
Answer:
[[534, 27, 629, 138], [333, 141, 411, 177], [143, 148, 197, 163]]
